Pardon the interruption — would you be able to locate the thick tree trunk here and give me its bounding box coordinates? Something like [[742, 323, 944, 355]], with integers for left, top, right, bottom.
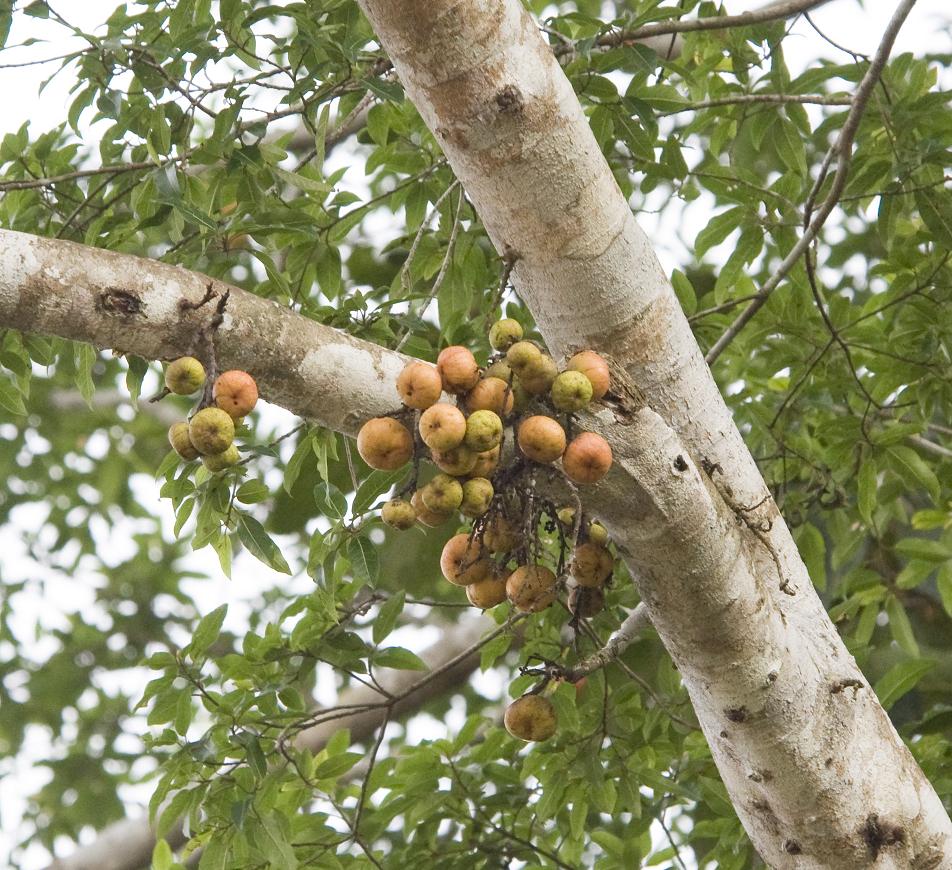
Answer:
[[354, 1, 952, 866], [2, 1, 950, 866]]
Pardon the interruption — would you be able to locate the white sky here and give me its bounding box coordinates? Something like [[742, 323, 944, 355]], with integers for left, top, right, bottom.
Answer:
[[0, 1, 950, 868]]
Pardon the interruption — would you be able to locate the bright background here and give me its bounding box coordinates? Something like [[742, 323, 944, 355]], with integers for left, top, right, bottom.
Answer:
[[0, 1, 950, 867]]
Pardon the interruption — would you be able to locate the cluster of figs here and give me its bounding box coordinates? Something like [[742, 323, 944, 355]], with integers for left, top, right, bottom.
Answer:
[[357, 320, 617, 741], [164, 356, 259, 468]]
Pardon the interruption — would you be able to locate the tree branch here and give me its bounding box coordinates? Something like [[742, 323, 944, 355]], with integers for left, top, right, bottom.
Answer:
[[48, 616, 508, 870], [705, 0, 918, 364]]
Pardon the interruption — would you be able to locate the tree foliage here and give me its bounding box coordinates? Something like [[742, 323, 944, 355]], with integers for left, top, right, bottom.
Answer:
[[1, 1, 951, 867]]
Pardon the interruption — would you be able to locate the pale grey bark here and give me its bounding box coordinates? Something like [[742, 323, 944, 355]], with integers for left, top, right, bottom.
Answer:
[[3, 0, 948, 866], [354, 0, 951, 866]]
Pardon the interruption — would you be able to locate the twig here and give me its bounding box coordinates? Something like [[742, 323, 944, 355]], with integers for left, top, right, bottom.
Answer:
[[705, 0, 919, 365], [395, 185, 465, 352], [566, 0, 832, 53], [564, 603, 651, 681]]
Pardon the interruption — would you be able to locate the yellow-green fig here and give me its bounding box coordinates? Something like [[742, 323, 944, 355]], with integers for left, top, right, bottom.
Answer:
[[168, 421, 200, 460], [421, 473, 464, 514], [164, 356, 206, 395], [460, 477, 494, 517], [485, 359, 514, 383], [382, 498, 416, 530], [188, 407, 235, 455], [506, 340, 542, 375], [431, 444, 478, 476], [464, 409, 503, 452], [550, 370, 593, 412], [202, 444, 240, 472], [489, 318, 524, 351], [519, 354, 558, 395], [504, 694, 557, 741], [411, 490, 451, 528]]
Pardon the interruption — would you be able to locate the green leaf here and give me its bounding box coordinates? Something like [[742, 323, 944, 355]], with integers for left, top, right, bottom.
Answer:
[[375, 647, 427, 671], [857, 459, 877, 526], [236, 479, 269, 504], [887, 446, 940, 503], [236, 514, 291, 574], [915, 188, 952, 248], [348, 534, 379, 585], [188, 604, 227, 658], [0, 376, 26, 416], [251, 813, 298, 870], [794, 522, 826, 589], [874, 659, 935, 711], [353, 467, 407, 515], [936, 564, 952, 618], [885, 595, 918, 657], [772, 115, 807, 175], [283, 430, 314, 494], [152, 839, 173, 870], [313, 751, 364, 779], [74, 343, 96, 408], [373, 592, 405, 645]]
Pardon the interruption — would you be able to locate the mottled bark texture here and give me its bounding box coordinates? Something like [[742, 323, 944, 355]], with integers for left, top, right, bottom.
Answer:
[[0, 229, 405, 436], [355, 0, 951, 866]]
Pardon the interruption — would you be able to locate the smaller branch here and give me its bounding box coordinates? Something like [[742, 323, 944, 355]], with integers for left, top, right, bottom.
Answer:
[[705, 0, 918, 365], [395, 184, 464, 352], [593, 0, 831, 46], [659, 93, 851, 115], [905, 434, 952, 461], [563, 603, 650, 682]]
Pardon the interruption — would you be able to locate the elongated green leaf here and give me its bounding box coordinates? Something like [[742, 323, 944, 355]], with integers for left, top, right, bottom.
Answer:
[[237, 514, 291, 574], [375, 647, 427, 671], [874, 659, 935, 710]]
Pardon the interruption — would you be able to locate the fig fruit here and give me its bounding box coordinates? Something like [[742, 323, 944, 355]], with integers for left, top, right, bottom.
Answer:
[[431, 444, 478, 476], [422, 473, 464, 514], [396, 361, 443, 410], [188, 407, 235, 455], [571, 542, 613, 588], [440, 533, 491, 586], [202, 444, 240, 472], [437, 346, 480, 394], [382, 498, 417, 530], [213, 369, 258, 419], [357, 417, 414, 470], [168, 421, 200, 460], [165, 356, 205, 395], [466, 574, 509, 609], [506, 564, 557, 612], [566, 350, 610, 400], [562, 432, 612, 484], [419, 403, 467, 452], [460, 477, 493, 517], [464, 377, 514, 417], [504, 694, 557, 741], [489, 318, 524, 351], [550, 370, 593, 412], [464, 409, 503, 452], [411, 490, 451, 528], [517, 415, 566, 463]]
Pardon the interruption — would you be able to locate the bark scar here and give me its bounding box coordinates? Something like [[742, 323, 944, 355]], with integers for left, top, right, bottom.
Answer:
[[97, 287, 142, 316], [831, 677, 864, 695], [860, 814, 905, 859], [702, 458, 794, 595], [495, 84, 523, 114]]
